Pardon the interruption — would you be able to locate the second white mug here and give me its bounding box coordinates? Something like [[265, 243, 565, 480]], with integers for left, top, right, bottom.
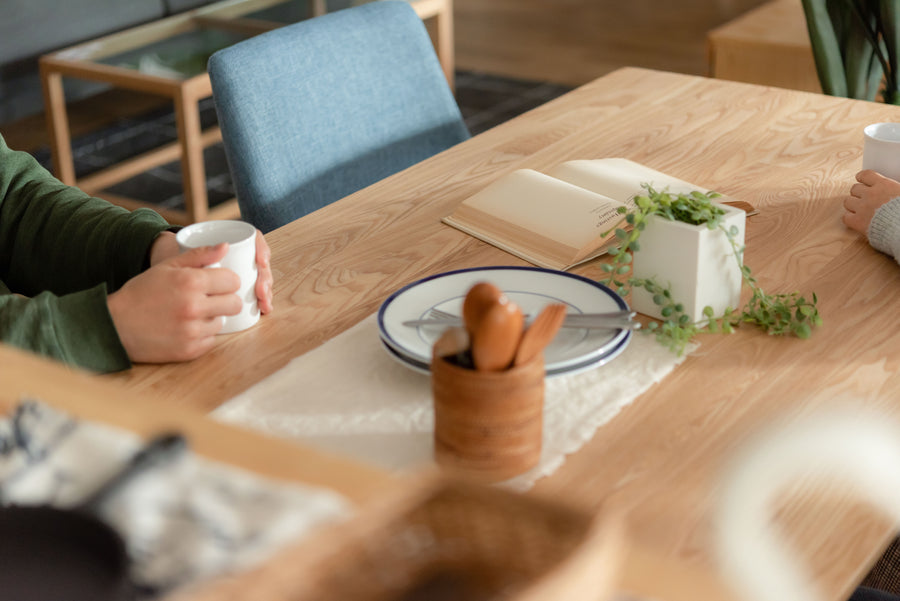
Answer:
[[863, 122, 900, 181]]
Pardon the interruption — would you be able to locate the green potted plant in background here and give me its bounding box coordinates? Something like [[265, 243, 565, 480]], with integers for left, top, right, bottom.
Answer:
[[802, 0, 900, 103]]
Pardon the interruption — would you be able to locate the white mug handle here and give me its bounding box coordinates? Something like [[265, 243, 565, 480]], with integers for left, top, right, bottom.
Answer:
[[715, 410, 900, 601]]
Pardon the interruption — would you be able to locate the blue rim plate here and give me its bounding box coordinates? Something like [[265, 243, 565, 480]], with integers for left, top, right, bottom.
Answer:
[[380, 330, 632, 378], [377, 266, 631, 374]]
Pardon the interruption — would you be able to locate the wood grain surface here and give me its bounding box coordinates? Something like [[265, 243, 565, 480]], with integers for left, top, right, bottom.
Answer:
[[0, 345, 396, 505], [19, 67, 900, 600]]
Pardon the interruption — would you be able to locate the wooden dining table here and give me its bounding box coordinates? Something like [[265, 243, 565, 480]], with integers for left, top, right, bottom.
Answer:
[[7, 66, 900, 600]]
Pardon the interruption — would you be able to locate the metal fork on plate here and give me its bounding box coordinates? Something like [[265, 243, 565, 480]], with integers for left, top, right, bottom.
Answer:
[[402, 307, 640, 330]]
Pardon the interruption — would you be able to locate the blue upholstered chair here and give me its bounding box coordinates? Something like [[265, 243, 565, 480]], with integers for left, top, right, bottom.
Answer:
[[208, 0, 470, 232]]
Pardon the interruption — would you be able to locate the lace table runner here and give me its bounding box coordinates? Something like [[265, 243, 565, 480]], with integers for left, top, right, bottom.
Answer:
[[215, 314, 694, 490]]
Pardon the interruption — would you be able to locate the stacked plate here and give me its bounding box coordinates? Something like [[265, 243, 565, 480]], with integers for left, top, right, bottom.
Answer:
[[377, 266, 633, 377]]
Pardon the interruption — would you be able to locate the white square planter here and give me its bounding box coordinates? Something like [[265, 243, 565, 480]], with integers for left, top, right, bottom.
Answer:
[[631, 202, 746, 323]]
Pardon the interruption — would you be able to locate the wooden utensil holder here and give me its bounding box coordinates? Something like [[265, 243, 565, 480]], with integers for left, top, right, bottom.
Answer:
[[431, 353, 544, 481]]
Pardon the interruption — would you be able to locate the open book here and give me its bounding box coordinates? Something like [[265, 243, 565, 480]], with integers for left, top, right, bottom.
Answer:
[[442, 158, 746, 271]]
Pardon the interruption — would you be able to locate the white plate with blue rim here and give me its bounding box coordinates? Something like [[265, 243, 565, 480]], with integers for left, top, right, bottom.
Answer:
[[379, 330, 632, 378], [377, 266, 632, 377]]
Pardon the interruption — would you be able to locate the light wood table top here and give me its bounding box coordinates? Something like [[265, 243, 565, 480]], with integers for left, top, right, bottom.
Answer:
[[92, 66, 900, 600], [0, 345, 396, 505]]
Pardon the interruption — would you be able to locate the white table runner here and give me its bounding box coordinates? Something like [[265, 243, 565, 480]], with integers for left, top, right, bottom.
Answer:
[[214, 314, 694, 490]]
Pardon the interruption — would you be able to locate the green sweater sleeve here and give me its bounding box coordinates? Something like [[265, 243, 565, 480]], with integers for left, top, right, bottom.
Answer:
[[0, 134, 172, 372], [0, 284, 131, 372]]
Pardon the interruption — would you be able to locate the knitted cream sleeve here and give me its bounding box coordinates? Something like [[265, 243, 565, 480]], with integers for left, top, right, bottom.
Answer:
[[867, 197, 900, 264]]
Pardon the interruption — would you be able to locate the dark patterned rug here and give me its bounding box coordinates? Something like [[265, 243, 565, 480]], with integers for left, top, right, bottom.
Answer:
[[30, 71, 572, 213]]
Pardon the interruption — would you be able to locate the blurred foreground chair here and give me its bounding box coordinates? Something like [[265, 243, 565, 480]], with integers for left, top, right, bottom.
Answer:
[[208, 0, 470, 233], [716, 409, 900, 601]]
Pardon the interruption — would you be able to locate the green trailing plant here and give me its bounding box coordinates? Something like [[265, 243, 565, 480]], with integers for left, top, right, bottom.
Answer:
[[600, 186, 823, 355], [801, 0, 900, 104]]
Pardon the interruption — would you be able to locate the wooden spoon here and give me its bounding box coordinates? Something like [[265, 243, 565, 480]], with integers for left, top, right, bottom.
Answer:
[[512, 303, 567, 367], [462, 282, 504, 336], [471, 300, 524, 372]]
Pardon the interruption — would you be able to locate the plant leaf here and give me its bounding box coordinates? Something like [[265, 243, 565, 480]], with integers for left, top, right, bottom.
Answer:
[[802, 0, 850, 96]]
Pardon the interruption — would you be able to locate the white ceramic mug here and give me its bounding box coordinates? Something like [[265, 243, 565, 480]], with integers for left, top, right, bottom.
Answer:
[[175, 220, 259, 334], [863, 122, 900, 181], [715, 409, 900, 601]]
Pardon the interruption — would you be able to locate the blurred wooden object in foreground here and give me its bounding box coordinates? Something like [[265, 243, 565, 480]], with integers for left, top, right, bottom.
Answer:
[[165, 471, 738, 601], [0, 343, 396, 505]]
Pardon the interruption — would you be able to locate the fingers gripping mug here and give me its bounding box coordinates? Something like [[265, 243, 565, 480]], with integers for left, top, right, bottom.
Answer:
[[175, 220, 259, 334]]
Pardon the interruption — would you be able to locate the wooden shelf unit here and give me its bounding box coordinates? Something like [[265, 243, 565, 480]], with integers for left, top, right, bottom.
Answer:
[[707, 0, 821, 94]]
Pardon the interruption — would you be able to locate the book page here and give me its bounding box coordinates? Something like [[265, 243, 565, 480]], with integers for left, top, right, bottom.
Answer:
[[549, 158, 709, 208], [442, 169, 625, 269]]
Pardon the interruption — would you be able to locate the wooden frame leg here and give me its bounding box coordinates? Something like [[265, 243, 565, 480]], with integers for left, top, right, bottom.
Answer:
[[39, 62, 76, 185], [174, 89, 209, 223], [435, 0, 455, 91], [411, 0, 456, 91]]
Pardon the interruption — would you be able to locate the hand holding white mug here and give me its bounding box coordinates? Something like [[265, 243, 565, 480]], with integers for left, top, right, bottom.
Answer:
[[107, 243, 242, 363], [109, 221, 273, 364], [150, 226, 274, 315], [176, 221, 262, 334]]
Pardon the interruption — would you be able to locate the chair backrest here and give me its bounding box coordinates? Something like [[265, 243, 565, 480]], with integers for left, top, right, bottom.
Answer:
[[208, 0, 470, 232]]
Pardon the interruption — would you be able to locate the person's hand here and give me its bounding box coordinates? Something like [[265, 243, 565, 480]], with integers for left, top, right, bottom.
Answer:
[[107, 243, 241, 363], [254, 231, 274, 315], [844, 169, 900, 235], [149, 228, 273, 313]]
